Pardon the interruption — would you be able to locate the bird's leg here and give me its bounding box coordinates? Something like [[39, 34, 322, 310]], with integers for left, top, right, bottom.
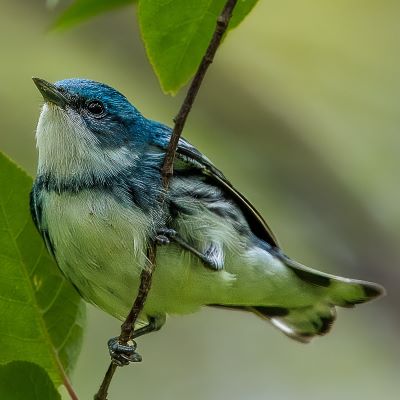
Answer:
[[155, 228, 223, 271], [131, 316, 165, 339], [107, 316, 165, 366]]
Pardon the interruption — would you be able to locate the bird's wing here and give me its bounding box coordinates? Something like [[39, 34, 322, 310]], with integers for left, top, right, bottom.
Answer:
[[164, 137, 279, 248]]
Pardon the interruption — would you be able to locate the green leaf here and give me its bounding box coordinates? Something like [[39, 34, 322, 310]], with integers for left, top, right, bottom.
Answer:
[[0, 152, 85, 386], [0, 361, 61, 400], [138, 0, 259, 94], [52, 0, 136, 30], [46, 0, 61, 10]]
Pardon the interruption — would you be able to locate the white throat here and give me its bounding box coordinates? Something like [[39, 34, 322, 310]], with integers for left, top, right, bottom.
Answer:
[[36, 104, 138, 183]]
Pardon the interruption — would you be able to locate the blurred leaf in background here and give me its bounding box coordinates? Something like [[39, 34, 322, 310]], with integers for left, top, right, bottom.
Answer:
[[0, 153, 85, 388], [54, 0, 258, 93], [52, 0, 136, 30], [138, 0, 258, 93]]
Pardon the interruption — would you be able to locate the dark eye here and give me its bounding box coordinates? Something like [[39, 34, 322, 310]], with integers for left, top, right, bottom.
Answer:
[[87, 100, 105, 117]]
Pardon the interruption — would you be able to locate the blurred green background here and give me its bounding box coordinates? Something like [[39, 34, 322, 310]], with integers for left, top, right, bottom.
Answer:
[[1, 0, 399, 399]]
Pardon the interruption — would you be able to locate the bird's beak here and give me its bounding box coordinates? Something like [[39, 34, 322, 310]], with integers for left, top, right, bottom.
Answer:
[[32, 77, 68, 108]]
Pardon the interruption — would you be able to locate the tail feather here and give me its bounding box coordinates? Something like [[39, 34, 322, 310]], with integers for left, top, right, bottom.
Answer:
[[251, 255, 385, 343], [252, 303, 337, 343], [283, 256, 385, 305]]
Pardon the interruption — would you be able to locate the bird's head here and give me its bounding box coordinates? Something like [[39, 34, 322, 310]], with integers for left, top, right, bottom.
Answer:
[[33, 77, 150, 186]]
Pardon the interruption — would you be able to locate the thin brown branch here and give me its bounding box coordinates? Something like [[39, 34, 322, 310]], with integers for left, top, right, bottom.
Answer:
[[161, 0, 239, 188], [94, 1, 238, 398], [119, 244, 157, 342], [93, 363, 117, 400], [93, 246, 157, 400]]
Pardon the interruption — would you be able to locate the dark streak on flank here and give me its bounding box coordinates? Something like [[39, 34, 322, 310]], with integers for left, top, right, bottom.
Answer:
[[42, 229, 56, 258], [126, 186, 141, 208], [289, 267, 332, 287], [253, 306, 290, 317], [168, 199, 194, 218]]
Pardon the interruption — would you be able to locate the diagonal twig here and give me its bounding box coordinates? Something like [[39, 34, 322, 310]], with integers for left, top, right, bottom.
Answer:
[[94, 1, 238, 398]]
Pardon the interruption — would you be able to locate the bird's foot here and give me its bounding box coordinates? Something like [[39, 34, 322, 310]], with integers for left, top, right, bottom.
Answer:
[[107, 337, 142, 366], [155, 228, 177, 245], [155, 228, 223, 271]]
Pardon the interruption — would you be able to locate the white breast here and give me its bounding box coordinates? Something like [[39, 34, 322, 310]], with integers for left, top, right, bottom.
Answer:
[[41, 189, 151, 319]]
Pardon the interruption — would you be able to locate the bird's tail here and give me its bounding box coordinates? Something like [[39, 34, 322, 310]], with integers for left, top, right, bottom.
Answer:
[[250, 256, 385, 343]]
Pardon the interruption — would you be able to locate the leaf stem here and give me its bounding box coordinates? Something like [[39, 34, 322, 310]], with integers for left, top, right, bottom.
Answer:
[[94, 0, 238, 398], [62, 370, 80, 400]]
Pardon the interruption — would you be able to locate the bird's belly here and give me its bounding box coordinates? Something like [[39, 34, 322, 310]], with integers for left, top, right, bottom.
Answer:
[[40, 190, 309, 322], [41, 190, 243, 319], [41, 190, 151, 319]]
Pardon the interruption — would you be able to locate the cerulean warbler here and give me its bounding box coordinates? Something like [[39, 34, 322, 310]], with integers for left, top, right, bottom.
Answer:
[[31, 78, 385, 365]]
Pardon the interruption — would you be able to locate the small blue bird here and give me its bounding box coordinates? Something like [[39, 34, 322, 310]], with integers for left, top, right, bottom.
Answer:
[[31, 77, 384, 364]]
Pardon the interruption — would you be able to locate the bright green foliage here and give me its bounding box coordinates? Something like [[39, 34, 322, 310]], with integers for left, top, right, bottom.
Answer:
[[52, 0, 136, 30], [0, 152, 85, 385], [0, 361, 61, 399], [138, 0, 258, 94], [52, 0, 258, 94]]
